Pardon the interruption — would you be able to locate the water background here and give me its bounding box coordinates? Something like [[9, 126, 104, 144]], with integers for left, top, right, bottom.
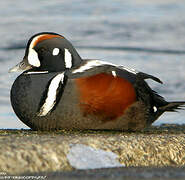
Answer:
[[1, 0, 185, 129]]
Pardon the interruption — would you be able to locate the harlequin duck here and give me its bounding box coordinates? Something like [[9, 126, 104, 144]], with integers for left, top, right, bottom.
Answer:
[[9, 32, 185, 131]]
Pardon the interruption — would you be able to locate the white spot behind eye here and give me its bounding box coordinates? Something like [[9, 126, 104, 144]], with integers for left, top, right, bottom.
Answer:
[[53, 48, 60, 56], [64, 49, 72, 68], [28, 48, 40, 67]]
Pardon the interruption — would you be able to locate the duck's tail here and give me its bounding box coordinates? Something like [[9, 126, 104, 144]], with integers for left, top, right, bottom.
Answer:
[[150, 101, 185, 124], [149, 90, 185, 123], [159, 101, 185, 112]]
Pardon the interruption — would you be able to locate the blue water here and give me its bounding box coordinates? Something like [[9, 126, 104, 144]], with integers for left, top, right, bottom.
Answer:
[[1, 0, 185, 129]]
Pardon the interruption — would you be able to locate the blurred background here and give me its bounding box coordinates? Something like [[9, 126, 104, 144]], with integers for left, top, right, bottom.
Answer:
[[1, 0, 185, 129]]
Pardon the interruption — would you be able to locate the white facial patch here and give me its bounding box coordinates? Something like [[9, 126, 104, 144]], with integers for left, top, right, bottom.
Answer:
[[27, 35, 46, 67], [28, 48, 40, 67], [38, 73, 65, 116], [64, 49, 72, 68], [53, 48, 60, 56]]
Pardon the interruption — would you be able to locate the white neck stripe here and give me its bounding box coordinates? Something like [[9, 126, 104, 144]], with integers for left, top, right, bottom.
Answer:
[[64, 49, 72, 68], [25, 71, 49, 75]]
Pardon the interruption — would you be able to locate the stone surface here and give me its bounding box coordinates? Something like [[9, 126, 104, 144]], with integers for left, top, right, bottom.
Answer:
[[0, 124, 184, 175]]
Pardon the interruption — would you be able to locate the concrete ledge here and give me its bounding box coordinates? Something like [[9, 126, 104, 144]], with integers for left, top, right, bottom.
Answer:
[[0, 124, 184, 175], [29, 167, 185, 180]]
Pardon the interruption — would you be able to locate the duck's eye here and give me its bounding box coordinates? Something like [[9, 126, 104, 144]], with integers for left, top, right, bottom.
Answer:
[[38, 47, 46, 54], [52, 48, 60, 56]]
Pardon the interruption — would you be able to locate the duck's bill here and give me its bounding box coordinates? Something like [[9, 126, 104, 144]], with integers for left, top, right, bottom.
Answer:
[[9, 60, 32, 73]]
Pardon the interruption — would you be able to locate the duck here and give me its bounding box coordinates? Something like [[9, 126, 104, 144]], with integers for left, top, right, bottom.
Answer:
[[9, 32, 185, 131]]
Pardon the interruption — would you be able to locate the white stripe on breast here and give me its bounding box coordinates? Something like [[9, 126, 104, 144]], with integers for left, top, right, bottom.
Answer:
[[38, 72, 65, 116]]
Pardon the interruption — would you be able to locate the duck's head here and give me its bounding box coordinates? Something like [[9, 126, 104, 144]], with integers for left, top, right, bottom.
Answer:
[[9, 32, 82, 73]]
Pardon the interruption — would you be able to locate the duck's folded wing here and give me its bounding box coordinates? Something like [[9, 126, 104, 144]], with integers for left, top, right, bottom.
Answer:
[[69, 59, 162, 85]]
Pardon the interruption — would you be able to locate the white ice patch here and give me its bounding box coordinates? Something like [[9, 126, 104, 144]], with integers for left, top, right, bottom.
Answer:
[[52, 48, 60, 56], [28, 48, 40, 67], [38, 72, 65, 116], [64, 49, 72, 68], [67, 144, 124, 170]]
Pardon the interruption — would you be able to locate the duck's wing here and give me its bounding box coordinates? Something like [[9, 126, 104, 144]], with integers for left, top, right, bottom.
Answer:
[[68, 59, 162, 85], [69, 59, 165, 108]]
